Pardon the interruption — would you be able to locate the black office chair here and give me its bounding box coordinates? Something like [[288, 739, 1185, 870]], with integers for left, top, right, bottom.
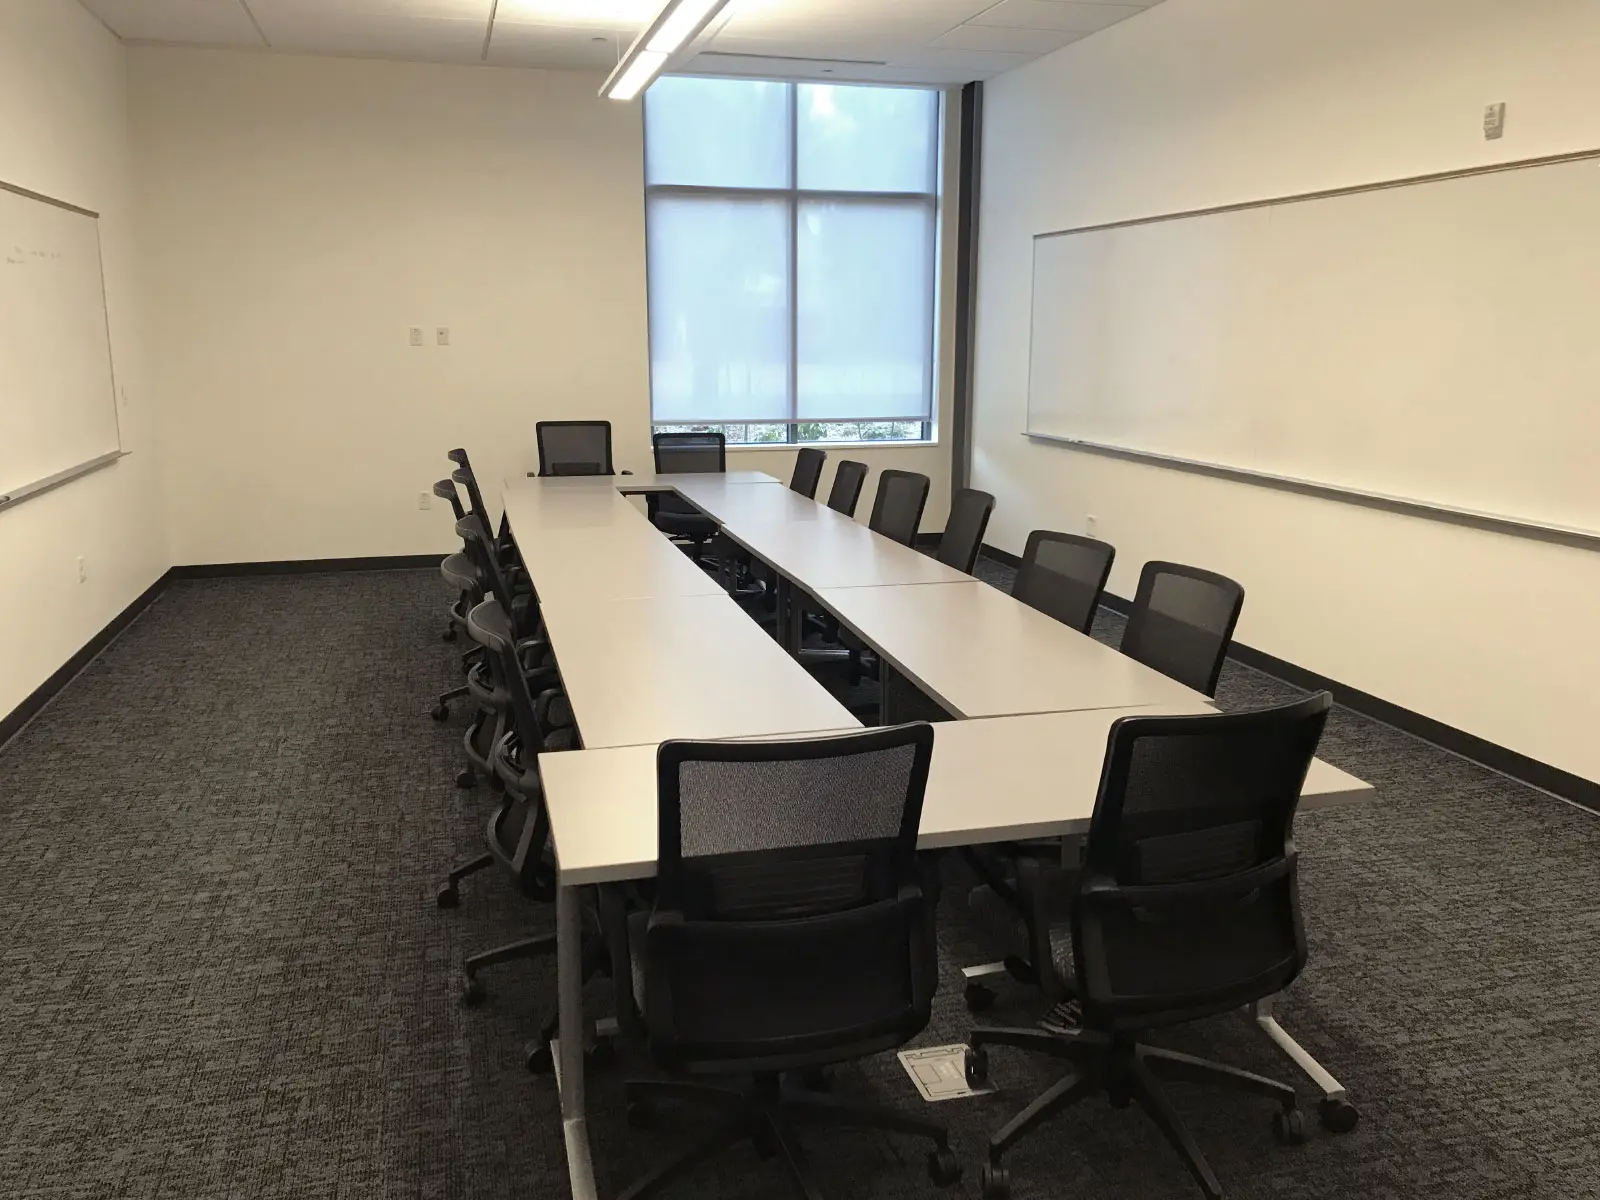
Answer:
[[867, 469, 930, 546], [936, 488, 996, 573], [617, 725, 962, 1200], [826, 460, 869, 517], [789, 447, 827, 498], [449, 448, 521, 566], [433, 550, 482, 721], [1121, 561, 1245, 698], [963, 694, 1332, 1200], [537, 420, 614, 476], [649, 431, 725, 559], [1012, 530, 1116, 635], [437, 592, 572, 903], [447, 515, 554, 789], [434, 478, 474, 649]]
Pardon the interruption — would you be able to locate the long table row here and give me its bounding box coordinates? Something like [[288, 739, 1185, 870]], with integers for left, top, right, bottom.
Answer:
[[498, 469, 1371, 1200]]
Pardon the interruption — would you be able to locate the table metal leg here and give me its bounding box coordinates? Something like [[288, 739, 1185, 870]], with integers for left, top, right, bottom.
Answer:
[[880, 664, 898, 726], [1252, 995, 1360, 1132], [558, 883, 599, 1200], [779, 578, 802, 658]]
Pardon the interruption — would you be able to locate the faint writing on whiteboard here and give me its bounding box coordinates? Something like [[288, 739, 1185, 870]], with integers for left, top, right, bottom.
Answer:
[[5, 244, 65, 265]]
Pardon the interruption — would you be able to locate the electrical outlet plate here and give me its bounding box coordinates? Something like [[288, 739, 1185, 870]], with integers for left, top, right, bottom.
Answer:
[[418, 492, 432, 510], [436, 326, 450, 346], [409, 326, 424, 347]]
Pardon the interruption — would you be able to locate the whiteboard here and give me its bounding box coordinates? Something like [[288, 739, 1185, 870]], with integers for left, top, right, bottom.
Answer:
[[0, 182, 121, 502], [1025, 153, 1600, 538]]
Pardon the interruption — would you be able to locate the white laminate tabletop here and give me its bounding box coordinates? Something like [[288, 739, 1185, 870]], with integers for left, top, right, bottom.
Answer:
[[719, 517, 973, 589], [813, 580, 1205, 719], [516, 470, 783, 489], [540, 593, 860, 750], [502, 486, 726, 601], [668, 476, 855, 526], [538, 703, 1374, 885], [616, 470, 783, 491]]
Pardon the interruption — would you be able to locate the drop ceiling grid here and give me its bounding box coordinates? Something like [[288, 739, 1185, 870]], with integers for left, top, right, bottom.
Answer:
[[80, 0, 1165, 83]]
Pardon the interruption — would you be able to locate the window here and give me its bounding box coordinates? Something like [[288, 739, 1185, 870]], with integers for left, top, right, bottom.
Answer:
[[644, 77, 941, 446]]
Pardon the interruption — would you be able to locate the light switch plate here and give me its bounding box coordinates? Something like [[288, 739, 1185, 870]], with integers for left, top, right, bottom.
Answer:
[[1484, 102, 1506, 140]]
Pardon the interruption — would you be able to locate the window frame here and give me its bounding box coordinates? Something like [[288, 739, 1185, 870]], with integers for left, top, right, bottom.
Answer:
[[643, 77, 942, 447]]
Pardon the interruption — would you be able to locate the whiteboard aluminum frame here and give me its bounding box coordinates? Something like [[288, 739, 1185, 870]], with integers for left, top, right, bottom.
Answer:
[[1021, 145, 1600, 551], [0, 178, 126, 516]]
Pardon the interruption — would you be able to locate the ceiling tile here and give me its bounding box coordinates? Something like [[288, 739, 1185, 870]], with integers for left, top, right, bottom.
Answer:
[[248, 3, 488, 62], [968, 1, 1146, 34], [486, 22, 627, 69], [85, 0, 1168, 80], [80, 0, 265, 46], [494, 0, 657, 31], [932, 24, 1083, 54]]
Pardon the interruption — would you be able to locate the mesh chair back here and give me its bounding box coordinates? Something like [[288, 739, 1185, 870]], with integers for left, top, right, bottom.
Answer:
[[937, 488, 995, 573], [1071, 693, 1331, 1030], [451, 467, 492, 531], [867, 470, 930, 546], [456, 515, 521, 615], [465, 598, 569, 895], [827, 460, 869, 516], [433, 478, 467, 521], [645, 725, 937, 1069], [789, 448, 827, 499], [1013, 531, 1115, 634], [537, 421, 614, 477], [653, 431, 726, 475], [1121, 561, 1244, 698], [652, 432, 726, 518]]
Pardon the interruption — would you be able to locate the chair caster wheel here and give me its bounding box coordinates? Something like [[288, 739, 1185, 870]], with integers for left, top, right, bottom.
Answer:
[[526, 1040, 553, 1074], [442, 627, 458, 643], [587, 1037, 616, 1070], [1273, 1108, 1306, 1146], [980, 1163, 1011, 1200], [964, 982, 996, 1013], [431, 703, 450, 722], [461, 976, 486, 1007], [435, 883, 459, 909], [455, 769, 476, 789], [965, 1045, 989, 1088], [1319, 1096, 1359, 1133], [626, 1099, 654, 1130], [928, 1147, 962, 1187]]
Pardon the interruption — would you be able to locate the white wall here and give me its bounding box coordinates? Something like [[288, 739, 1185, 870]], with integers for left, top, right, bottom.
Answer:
[[0, 0, 165, 721], [974, 0, 1600, 785], [131, 49, 953, 566]]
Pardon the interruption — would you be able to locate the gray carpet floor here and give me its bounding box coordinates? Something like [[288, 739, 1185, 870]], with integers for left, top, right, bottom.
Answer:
[[2, 563, 1597, 1199]]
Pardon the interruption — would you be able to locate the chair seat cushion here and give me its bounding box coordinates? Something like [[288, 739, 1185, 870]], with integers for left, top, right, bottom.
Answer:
[[654, 511, 718, 536]]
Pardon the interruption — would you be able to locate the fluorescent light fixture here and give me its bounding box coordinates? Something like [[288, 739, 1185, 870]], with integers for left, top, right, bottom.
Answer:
[[647, 0, 723, 53], [600, 0, 737, 101], [609, 50, 668, 101]]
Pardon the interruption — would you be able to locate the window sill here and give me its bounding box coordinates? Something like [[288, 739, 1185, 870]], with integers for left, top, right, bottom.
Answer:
[[724, 440, 942, 453]]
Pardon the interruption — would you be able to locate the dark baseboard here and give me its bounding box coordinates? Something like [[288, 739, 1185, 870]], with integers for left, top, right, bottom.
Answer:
[[172, 554, 444, 579], [0, 568, 175, 751], [979, 543, 1600, 812], [980, 543, 1021, 569]]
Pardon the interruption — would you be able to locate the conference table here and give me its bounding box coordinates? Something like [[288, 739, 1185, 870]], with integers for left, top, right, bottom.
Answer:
[[499, 469, 1372, 1200]]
